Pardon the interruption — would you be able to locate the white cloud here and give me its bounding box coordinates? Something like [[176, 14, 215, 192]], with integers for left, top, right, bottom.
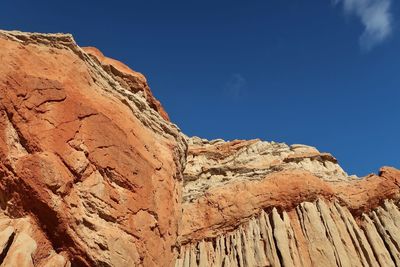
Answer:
[[335, 0, 393, 50]]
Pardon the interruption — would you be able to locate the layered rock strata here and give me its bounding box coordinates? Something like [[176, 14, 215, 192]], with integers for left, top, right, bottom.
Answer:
[[183, 137, 354, 203], [0, 30, 399, 267], [178, 138, 400, 266]]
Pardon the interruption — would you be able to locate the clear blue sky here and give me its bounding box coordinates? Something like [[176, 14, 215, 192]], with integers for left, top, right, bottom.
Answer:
[[1, 0, 399, 176]]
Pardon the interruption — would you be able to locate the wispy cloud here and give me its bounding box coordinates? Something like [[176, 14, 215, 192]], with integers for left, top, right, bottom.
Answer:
[[224, 74, 247, 99], [335, 0, 393, 50]]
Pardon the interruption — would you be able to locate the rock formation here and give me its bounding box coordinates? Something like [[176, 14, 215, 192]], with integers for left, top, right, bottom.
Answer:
[[0, 30, 399, 267], [0, 30, 186, 266]]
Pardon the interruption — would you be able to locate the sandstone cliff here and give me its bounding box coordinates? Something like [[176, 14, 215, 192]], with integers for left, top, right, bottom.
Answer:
[[0, 30, 186, 266], [0, 30, 399, 267]]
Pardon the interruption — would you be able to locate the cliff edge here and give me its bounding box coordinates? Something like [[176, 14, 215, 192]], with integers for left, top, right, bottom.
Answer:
[[0, 30, 399, 267]]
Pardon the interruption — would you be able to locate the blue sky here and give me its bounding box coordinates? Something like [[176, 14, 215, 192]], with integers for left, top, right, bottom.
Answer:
[[1, 0, 399, 176]]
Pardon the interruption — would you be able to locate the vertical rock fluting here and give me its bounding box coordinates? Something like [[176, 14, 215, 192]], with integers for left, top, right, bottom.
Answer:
[[176, 199, 400, 267]]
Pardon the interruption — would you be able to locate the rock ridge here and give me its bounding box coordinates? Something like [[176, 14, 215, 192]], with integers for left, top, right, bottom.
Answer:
[[0, 29, 399, 267], [0, 29, 187, 266], [183, 137, 353, 203]]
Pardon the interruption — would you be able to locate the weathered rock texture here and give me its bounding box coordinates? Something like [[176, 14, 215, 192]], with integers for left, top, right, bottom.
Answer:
[[177, 199, 400, 267], [183, 137, 353, 203], [0, 30, 186, 266], [178, 138, 400, 266], [0, 30, 399, 267]]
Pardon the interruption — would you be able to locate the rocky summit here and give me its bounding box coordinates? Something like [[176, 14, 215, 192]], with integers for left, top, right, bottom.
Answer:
[[0, 30, 399, 267]]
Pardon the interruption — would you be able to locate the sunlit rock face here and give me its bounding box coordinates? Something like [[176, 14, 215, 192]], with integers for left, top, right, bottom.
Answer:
[[0, 30, 186, 266], [177, 199, 400, 267], [178, 138, 400, 267], [182, 137, 353, 203], [0, 30, 399, 267]]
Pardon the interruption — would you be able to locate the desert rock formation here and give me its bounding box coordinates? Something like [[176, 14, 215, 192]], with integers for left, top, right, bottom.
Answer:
[[0, 30, 399, 267], [0, 30, 186, 266], [177, 199, 400, 267]]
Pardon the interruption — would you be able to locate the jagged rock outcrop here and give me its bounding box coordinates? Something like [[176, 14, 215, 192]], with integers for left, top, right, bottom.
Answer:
[[0, 30, 186, 266], [82, 46, 170, 121], [183, 137, 353, 203], [0, 29, 399, 267]]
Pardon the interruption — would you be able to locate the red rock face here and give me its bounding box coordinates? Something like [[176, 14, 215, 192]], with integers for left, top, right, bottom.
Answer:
[[0, 30, 186, 266], [0, 30, 399, 267]]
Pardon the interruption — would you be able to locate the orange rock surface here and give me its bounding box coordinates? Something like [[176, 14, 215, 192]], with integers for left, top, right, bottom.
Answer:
[[0, 30, 399, 267], [0, 30, 186, 266], [180, 167, 400, 243]]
